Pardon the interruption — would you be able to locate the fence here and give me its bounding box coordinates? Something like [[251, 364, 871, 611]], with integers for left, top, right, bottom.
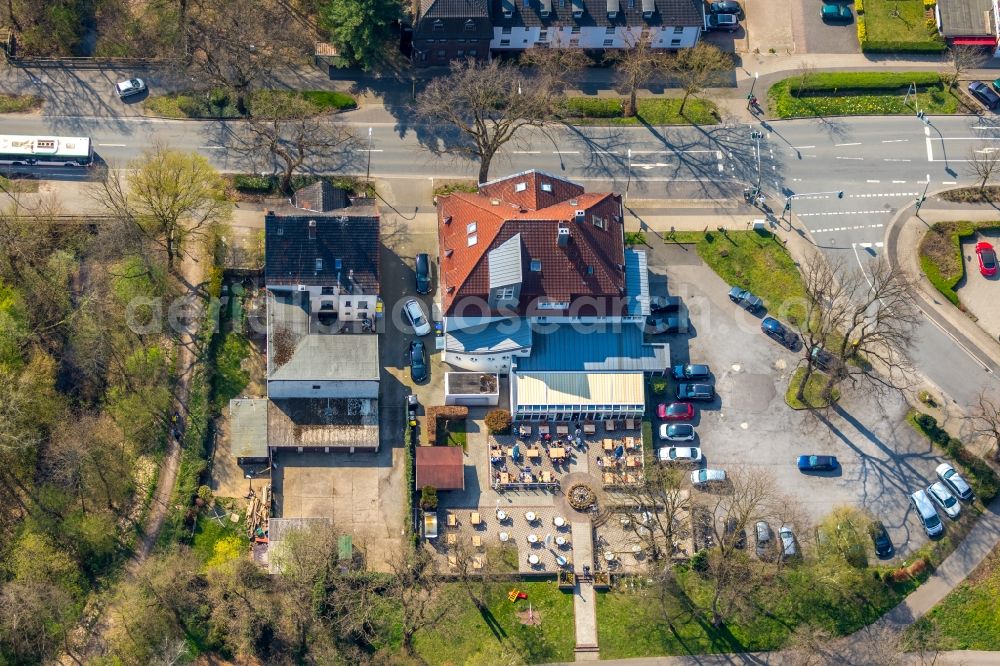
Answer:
[[0, 29, 172, 69]]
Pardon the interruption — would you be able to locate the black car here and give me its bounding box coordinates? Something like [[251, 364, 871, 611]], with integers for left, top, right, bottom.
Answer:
[[709, 0, 744, 17], [728, 286, 763, 313], [672, 363, 711, 380], [761, 317, 798, 349], [677, 383, 714, 401], [650, 295, 682, 313], [415, 253, 431, 294], [409, 339, 428, 383], [706, 13, 739, 31], [810, 345, 842, 373], [868, 520, 894, 558], [724, 517, 747, 549], [646, 315, 688, 335], [969, 81, 1000, 110]]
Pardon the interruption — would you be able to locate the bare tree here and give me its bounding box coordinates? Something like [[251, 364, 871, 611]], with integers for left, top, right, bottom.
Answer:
[[185, 0, 312, 115], [415, 59, 551, 184], [93, 144, 232, 271], [234, 91, 358, 195], [606, 32, 670, 117], [519, 33, 591, 98], [967, 388, 1000, 458], [667, 42, 731, 114], [388, 547, 456, 656], [968, 145, 1000, 192], [610, 464, 690, 561], [946, 45, 987, 89]]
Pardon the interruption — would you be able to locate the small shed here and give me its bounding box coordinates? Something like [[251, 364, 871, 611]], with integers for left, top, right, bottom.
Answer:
[[415, 446, 466, 491], [229, 398, 269, 463]]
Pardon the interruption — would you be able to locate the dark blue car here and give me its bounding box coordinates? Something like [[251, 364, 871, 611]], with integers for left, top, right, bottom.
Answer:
[[797, 454, 838, 472], [409, 340, 428, 383]]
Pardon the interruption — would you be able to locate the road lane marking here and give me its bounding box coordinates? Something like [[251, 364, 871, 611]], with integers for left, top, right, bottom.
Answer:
[[942, 180, 957, 184], [836, 156, 864, 160], [557, 150, 581, 154], [512, 150, 541, 154], [867, 179, 880, 183], [98, 143, 126, 147], [892, 180, 907, 183], [594, 150, 617, 155], [793, 145, 815, 149], [836, 142, 862, 146], [925, 127, 933, 161], [882, 139, 909, 143], [811, 223, 884, 232], [352, 149, 384, 152], [883, 158, 912, 162]]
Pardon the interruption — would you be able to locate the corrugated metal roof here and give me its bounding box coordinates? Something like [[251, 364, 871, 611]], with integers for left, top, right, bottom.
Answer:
[[445, 318, 533, 353], [515, 371, 645, 407], [229, 398, 269, 459], [488, 233, 523, 289], [938, 0, 994, 36], [515, 323, 666, 372], [624, 249, 650, 316]]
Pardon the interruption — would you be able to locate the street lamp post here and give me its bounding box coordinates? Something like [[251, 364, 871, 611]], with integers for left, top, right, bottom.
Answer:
[[366, 127, 373, 186], [746, 71, 759, 110]]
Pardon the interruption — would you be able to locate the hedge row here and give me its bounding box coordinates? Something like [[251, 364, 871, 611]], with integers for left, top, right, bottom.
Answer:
[[911, 411, 1000, 502], [559, 97, 625, 118], [861, 39, 947, 53], [425, 405, 469, 445], [784, 71, 942, 94], [917, 221, 988, 307]]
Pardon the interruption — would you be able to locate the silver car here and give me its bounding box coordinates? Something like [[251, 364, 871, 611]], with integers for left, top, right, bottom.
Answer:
[[657, 447, 702, 464], [691, 468, 726, 487], [403, 298, 431, 336], [116, 78, 146, 99], [936, 463, 973, 501], [927, 481, 961, 519], [779, 525, 798, 560]]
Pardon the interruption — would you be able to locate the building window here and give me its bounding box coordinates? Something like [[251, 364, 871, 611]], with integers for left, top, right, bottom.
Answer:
[[457, 49, 464, 56], [628, 0, 635, 6], [496, 286, 515, 299], [571, 26, 581, 34], [539, 29, 548, 41], [502, 26, 512, 34], [671, 38, 681, 46], [603, 38, 614, 46], [321, 286, 334, 295], [437, 49, 446, 57], [314, 258, 323, 271], [464, 19, 476, 32], [514, 181, 527, 192], [344, 300, 351, 307], [457, 38, 466, 43], [467, 221, 477, 234], [605, 26, 615, 34], [530, 259, 542, 272], [468, 234, 478, 246], [358, 301, 368, 309], [592, 215, 605, 228], [469, 48, 478, 55], [312, 385, 321, 390], [433, 19, 444, 31], [500, 39, 511, 46], [541, 182, 552, 192], [673, 26, 684, 34]]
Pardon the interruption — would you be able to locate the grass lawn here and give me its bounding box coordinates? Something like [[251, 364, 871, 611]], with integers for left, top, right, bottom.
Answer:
[[0, 93, 43, 113], [191, 501, 245, 570], [414, 581, 575, 665], [560, 96, 719, 126], [860, 0, 946, 51], [667, 229, 808, 324], [436, 418, 468, 449], [918, 221, 1000, 307], [785, 367, 840, 409], [906, 544, 1000, 650], [213, 330, 251, 410], [144, 89, 357, 119], [0, 176, 40, 193], [597, 563, 921, 659], [768, 72, 965, 118]]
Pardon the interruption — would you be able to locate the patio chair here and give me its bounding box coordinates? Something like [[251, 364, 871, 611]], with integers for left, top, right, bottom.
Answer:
[[625, 418, 637, 430], [604, 420, 616, 432]]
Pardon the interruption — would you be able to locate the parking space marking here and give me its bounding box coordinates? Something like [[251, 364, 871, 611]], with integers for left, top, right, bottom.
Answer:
[[809, 223, 886, 232]]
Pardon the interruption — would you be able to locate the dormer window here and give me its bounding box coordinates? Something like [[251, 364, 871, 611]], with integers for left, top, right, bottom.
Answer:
[[530, 259, 542, 272], [514, 181, 527, 192], [315, 258, 323, 271], [464, 19, 476, 32], [432, 19, 444, 32], [592, 215, 605, 229]]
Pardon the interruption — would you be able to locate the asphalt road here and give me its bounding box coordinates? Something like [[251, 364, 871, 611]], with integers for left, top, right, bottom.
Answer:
[[2, 110, 997, 405]]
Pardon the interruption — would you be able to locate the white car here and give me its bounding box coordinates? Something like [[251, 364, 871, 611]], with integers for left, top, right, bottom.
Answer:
[[403, 298, 431, 336], [927, 481, 961, 519], [116, 78, 147, 99], [690, 468, 726, 486], [659, 423, 695, 442], [936, 463, 973, 501], [657, 447, 702, 464]]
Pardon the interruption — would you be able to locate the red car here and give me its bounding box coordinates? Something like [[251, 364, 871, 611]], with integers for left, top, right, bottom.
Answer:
[[976, 241, 997, 277], [658, 402, 695, 421]]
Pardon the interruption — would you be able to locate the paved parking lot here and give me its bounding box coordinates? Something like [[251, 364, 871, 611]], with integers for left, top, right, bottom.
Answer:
[[645, 241, 959, 558], [956, 231, 1000, 342], [796, 0, 860, 54]]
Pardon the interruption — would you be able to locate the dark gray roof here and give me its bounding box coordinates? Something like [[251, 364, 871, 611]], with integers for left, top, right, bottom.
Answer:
[[938, 0, 994, 36], [268, 398, 379, 448], [417, 0, 493, 38], [445, 318, 533, 353], [265, 213, 380, 291], [515, 323, 667, 372], [292, 180, 349, 213], [491, 0, 704, 27]]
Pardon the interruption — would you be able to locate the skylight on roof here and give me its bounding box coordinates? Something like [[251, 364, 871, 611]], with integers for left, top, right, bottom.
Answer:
[[530, 259, 542, 272], [514, 182, 527, 192], [468, 234, 478, 246], [467, 221, 477, 234], [540, 182, 552, 192]]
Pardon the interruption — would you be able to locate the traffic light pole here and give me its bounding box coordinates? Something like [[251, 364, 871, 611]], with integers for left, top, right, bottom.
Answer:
[[915, 174, 930, 216]]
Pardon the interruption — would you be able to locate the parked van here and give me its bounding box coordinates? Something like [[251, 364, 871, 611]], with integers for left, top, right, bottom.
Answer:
[[910, 489, 944, 537]]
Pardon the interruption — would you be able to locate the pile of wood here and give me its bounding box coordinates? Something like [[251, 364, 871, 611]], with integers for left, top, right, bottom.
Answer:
[[245, 484, 271, 540]]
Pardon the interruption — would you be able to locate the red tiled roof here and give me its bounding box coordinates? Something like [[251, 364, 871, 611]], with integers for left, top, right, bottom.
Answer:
[[438, 171, 625, 316], [415, 446, 465, 490]]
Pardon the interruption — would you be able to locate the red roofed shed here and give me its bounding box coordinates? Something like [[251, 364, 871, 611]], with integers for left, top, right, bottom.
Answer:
[[415, 446, 466, 490]]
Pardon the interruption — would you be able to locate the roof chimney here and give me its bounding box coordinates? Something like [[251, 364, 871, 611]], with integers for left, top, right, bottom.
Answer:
[[308, 219, 317, 240], [558, 226, 570, 247]]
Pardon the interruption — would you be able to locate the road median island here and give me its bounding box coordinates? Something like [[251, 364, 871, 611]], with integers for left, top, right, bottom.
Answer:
[[768, 72, 969, 119], [558, 96, 719, 126], [917, 220, 1000, 307]]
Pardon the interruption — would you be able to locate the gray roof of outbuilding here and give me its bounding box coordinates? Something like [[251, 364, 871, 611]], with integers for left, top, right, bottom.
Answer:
[[938, 0, 994, 36], [515, 323, 666, 372], [491, 0, 704, 27], [445, 318, 533, 353], [229, 398, 269, 459]]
